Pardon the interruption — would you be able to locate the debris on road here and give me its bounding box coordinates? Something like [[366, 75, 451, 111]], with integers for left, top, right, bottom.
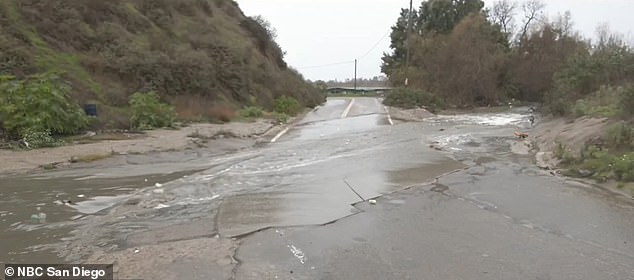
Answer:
[[368, 199, 377, 205], [30, 212, 47, 223]]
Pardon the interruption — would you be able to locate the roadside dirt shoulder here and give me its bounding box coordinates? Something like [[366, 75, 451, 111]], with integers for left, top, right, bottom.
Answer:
[[0, 119, 283, 174]]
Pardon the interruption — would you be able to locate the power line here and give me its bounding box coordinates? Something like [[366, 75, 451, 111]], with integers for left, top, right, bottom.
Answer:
[[297, 29, 391, 70], [358, 29, 391, 60]]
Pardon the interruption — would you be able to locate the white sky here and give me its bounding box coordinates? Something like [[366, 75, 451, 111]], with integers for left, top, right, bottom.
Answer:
[[236, 0, 633, 82]]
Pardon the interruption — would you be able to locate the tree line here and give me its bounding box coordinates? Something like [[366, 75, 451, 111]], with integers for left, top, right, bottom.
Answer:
[[382, 0, 633, 118]]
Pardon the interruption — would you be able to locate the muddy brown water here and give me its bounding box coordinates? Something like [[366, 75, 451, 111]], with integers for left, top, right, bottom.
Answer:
[[0, 171, 195, 263]]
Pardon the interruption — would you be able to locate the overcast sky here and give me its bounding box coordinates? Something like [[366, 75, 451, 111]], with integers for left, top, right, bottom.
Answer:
[[236, 0, 633, 82]]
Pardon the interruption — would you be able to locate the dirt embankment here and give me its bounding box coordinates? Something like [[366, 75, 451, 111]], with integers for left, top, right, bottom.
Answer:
[[530, 117, 634, 198], [530, 117, 610, 169], [0, 120, 285, 174]]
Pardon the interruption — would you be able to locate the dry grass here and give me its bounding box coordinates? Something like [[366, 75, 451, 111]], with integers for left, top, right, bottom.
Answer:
[[172, 96, 236, 123]]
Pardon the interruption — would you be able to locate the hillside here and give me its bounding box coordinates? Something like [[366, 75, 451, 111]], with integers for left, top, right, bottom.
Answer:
[[0, 0, 323, 128]]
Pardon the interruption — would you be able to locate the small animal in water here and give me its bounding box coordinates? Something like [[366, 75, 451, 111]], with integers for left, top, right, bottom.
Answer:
[[529, 115, 535, 126]]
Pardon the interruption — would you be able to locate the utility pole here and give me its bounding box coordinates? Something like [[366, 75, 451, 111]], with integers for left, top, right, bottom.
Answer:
[[404, 0, 413, 87], [354, 59, 357, 91]]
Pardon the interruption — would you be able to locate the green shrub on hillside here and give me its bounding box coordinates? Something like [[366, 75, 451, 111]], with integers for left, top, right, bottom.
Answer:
[[274, 96, 301, 115], [613, 153, 634, 181], [0, 73, 89, 142], [554, 127, 634, 182], [129, 91, 175, 130], [383, 87, 445, 111], [606, 122, 634, 150], [619, 85, 634, 118], [238, 106, 263, 119]]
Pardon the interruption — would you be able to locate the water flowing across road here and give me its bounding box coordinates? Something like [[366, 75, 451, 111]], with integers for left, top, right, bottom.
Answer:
[[1, 98, 632, 280]]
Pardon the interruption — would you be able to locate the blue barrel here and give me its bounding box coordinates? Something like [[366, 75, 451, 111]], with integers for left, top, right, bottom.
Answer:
[[84, 104, 97, 117]]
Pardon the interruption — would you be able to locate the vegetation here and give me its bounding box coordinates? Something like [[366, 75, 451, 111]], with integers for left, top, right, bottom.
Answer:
[[0, 0, 324, 143], [381, 0, 633, 114], [238, 106, 264, 119], [324, 76, 389, 88], [380, 0, 633, 182], [555, 122, 634, 182], [273, 96, 301, 115], [383, 87, 445, 111], [129, 92, 175, 130], [0, 73, 89, 147]]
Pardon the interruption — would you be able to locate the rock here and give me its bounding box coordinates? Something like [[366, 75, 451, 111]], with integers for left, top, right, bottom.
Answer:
[[577, 169, 594, 177], [536, 152, 554, 170]]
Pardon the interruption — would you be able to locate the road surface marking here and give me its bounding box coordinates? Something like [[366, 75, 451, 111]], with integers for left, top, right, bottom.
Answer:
[[270, 127, 291, 143], [384, 106, 394, 125], [341, 98, 355, 119]]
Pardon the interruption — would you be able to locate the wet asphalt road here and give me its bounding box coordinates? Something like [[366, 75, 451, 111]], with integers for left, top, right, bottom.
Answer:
[[231, 99, 634, 279], [1, 97, 633, 279]]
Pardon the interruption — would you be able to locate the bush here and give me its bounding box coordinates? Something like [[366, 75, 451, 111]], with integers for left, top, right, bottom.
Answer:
[[613, 153, 634, 181], [274, 96, 301, 115], [20, 127, 57, 148], [274, 112, 289, 124], [238, 106, 263, 119], [619, 85, 634, 118], [0, 73, 89, 140], [129, 91, 175, 130], [383, 87, 445, 111], [573, 99, 588, 117], [606, 122, 634, 150], [553, 142, 575, 164]]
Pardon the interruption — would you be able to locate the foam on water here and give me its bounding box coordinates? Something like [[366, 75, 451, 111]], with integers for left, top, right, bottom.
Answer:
[[432, 112, 526, 126]]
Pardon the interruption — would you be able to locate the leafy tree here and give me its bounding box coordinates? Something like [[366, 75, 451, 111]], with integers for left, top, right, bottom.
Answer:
[[0, 73, 89, 140], [382, 0, 487, 87], [411, 14, 507, 106], [417, 0, 485, 35], [381, 8, 418, 79], [509, 24, 586, 101]]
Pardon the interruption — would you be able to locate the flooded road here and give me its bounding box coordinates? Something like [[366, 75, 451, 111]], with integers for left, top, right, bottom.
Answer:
[[1, 97, 633, 279]]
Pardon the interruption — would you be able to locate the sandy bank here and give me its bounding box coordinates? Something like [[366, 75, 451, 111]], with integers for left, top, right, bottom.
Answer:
[[0, 119, 286, 174], [530, 116, 633, 198]]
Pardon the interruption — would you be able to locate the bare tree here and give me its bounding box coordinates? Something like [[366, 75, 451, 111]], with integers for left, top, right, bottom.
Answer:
[[517, 0, 545, 46], [491, 0, 517, 36], [552, 11, 574, 38]]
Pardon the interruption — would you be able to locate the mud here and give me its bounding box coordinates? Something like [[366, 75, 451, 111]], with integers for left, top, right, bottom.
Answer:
[[0, 119, 279, 174]]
